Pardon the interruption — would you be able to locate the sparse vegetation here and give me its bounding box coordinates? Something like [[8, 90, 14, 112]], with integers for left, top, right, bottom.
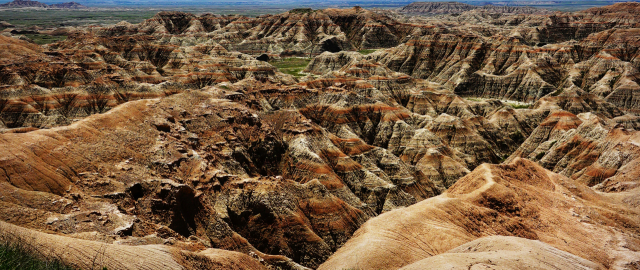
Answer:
[[509, 103, 530, 109], [85, 85, 112, 115], [510, 130, 524, 142], [610, 74, 621, 89], [358, 49, 377, 55], [0, 9, 159, 28], [269, 57, 311, 77], [0, 242, 75, 270], [289, 8, 314, 14], [22, 34, 66, 45], [53, 93, 79, 119]]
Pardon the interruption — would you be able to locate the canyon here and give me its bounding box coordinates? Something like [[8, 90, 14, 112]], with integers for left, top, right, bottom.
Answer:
[[0, 2, 639, 269]]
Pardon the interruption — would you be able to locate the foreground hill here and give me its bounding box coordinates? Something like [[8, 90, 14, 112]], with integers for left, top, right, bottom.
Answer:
[[320, 158, 640, 269], [0, 221, 266, 270]]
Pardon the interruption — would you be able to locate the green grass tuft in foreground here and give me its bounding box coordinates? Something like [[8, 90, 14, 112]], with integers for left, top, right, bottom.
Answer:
[[269, 57, 311, 77], [0, 242, 76, 270]]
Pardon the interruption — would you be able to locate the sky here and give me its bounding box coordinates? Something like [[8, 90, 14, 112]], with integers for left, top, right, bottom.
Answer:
[[6, 0, 632, 10]]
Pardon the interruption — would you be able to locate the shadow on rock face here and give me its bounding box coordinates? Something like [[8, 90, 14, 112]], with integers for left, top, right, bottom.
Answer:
[[168, 186, 203, 238], [321, 37, 343, 53], [257, 54, 270, 62]]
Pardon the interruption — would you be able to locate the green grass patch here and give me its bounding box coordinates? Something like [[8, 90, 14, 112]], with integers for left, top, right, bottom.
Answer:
[[0, 9, 158, 28], [508, 103, 530, 109], [358, 49, 377, 55], [269, 57, 311, 78], [22, 34, 66, 45], [0, 242, 76, 270]]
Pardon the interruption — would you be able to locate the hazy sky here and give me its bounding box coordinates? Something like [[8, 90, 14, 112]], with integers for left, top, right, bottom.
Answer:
[[6, 0, 630, 10]]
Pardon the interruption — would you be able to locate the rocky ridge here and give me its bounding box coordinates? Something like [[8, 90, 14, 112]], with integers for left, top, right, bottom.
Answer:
[[399, 1, 551, 15], [0, 0, 86, 9], [326, 4, 640, 110], [95, 8, 413, 56], [0, 3, 639, 270]]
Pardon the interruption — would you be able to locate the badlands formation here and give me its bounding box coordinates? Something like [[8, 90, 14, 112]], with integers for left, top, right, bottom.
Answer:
[[0, 2, 639, 269]]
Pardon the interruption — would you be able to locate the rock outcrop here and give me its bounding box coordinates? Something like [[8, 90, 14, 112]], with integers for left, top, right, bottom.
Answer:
[[96, 7, 413, 56], [508, 111, 640, 195], [361, 6, 640, 110], [0, 33, 295, 128]]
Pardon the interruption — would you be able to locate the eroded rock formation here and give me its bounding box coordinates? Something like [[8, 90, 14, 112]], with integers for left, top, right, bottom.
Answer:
[[399, 2, 551, 15], [320, 158, 640, 269], [1, 3, 640, 269]]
